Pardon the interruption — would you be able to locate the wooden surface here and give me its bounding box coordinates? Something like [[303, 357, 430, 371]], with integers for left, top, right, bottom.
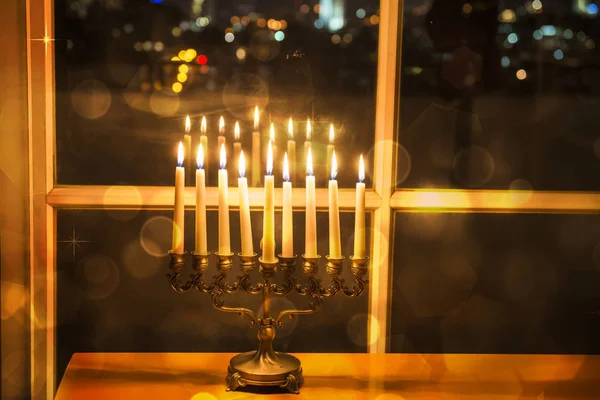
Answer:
[[55, 353, 600, 400]]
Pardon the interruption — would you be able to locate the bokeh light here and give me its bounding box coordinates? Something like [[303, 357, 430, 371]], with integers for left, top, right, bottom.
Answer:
[[71, 80, 111, 120], [356, 8, 366, 18], [452, 146, 495, 188], [225, 32, 234, 43], [347, 313, 380, 346], [103, 186, 141, 221], [274, 31, 285, 41], [76, 254, 120, 300], [122, 240, 162, 280], [236, 48, 246, 60], [1, 282, 28, 320], [178, 64, 189, 74], [140, 216, 173, 257], [149, 91, 180, 115], [172, 82, 182, 93], [516, 69, 527, 80]]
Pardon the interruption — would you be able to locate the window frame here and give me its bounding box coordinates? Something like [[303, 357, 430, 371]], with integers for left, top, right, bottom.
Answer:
[[26, 0, 600, 398]]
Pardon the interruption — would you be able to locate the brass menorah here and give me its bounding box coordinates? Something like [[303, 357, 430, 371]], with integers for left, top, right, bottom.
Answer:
[[167, 250, 369, 393]]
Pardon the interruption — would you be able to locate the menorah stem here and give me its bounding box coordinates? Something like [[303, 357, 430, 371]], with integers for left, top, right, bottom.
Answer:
[[263, 280, 271, 320]]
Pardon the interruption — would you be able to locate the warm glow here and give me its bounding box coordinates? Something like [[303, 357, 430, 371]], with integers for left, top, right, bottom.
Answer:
[[358, 154, 365, 182], [201, 116, 207, 134], [266, 141, 273, 175], [219, 116, 225, 134], [331, 151, 338, 180], [197, 144, 204, 169], [283, 153, 290, 182], [288, 117, 293, 139], [254, 106, 259, 130], [329, 123, 335, 143], [306, 147, 313, 176], [177, 142, 184, 167], [306, 118, 312, 140], [270, 122, 275, 141], [185, 115, 191, 133], [234, 121, 240, 141], [238, 150, 246, 178], [219, 143, 226, 169]]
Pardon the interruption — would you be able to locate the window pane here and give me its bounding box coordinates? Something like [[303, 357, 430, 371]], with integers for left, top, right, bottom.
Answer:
[[397, 1, 600, 191], [55, 0, 379, 188], [390, 212, 600, 354], [56, 209, 370, 386]]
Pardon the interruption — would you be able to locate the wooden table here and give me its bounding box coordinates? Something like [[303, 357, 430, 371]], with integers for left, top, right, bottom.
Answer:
[[55, 353, 600, 399]]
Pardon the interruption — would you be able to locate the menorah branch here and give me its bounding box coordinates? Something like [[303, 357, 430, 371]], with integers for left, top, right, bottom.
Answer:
[[209, 288, 258, 327], [274, 293, 323, 328]]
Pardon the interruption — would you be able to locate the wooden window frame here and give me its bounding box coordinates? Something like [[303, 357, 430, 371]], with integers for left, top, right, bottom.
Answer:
[[26, 0, 600, 398]]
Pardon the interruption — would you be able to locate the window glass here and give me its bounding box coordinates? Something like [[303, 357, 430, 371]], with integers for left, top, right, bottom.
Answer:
[[391, 212, 600, 353], [55, 0, 380, 188], [397, 0, 600, 191], [56, 209, 371, 386]]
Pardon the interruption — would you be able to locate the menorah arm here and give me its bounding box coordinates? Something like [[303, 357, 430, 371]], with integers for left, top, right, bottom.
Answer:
[[167, 272, 195, 293], [274, 293, 323, 328], [342, 277, 368, 298], [193, 273, 217, 293], [209, 289, 259, 327], [271, 276, 296, 296]]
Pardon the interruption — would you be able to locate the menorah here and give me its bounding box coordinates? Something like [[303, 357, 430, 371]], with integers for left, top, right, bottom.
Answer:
[[166, 249, 369, 393]]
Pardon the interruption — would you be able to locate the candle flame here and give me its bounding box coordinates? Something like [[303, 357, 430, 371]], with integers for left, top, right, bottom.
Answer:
[[234, 121, 240, 141], [197, 143, 204, 169], [329, 123, 334, 143], [201, 116, 207, 134], [306, 147, 313, 176], [306, 118, 312, 140], [266, 140, 273, 175], [219, 115, 225, 134], [253, 106, 259, 130], [358, 154, 365, 183], [185, 115, 191, 133], [283, 152, 290, 182], [270, 122, 275, 141], [177, 141, 184, 167], [288, 117, 293, 139], [331, 151, 338, 180], [219, 143, 226, 169], [239, 150, 246, 178]]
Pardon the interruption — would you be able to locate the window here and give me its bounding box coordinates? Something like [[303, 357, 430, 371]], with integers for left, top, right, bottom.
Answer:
[[27, 0, 599, 398]]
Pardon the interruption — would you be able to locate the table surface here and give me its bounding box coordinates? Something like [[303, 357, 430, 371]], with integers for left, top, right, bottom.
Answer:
[[55, 352, 600, 400]]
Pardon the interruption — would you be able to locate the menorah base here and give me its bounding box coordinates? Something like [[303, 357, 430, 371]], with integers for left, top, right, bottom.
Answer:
[[226, 351, 303, 394]]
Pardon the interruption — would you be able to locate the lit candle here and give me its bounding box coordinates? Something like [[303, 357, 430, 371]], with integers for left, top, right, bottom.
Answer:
[[282, 153, 294, 257], [238, 150, 253, 256], [304, 118, 312, 165], [354, 155, 366, 258], [233, 121, 242, 163], [172, 142, 185, 253], [328, 151, 341, 258], [252, 106, 261, 187], [184, 115, 192, 180], [287, 117, 296, 184], [262, 141, 276, 262], [218, 143, 231, 254], [305, 147, 317, 258], [200, 116, 208, 169], [195, 144, 207, 254], [327, 123, 335, 175], [218, 115, 226, 151], [269, 122, 277, 165]]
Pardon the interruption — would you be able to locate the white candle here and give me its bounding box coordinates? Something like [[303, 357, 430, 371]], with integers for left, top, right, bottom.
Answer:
[[195, 144, 207, 254], [287, 117, 296, 184], [233, 121, 242, 162], [304, 118, 312, 165], [354, 154, 366, 258], [282, 153, 294, 257], [262, 141, 276, 263], [172, 142, 185, 253], [200, 116, 208, 169], [328, 151, 341, 258], [305, 147, 317, 257], [218, 115, 226, 153], [218, 143, 231, 254], [238, 150, 253, 256], [327, 123, 335, 176], [252, 106, 261, 187]]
